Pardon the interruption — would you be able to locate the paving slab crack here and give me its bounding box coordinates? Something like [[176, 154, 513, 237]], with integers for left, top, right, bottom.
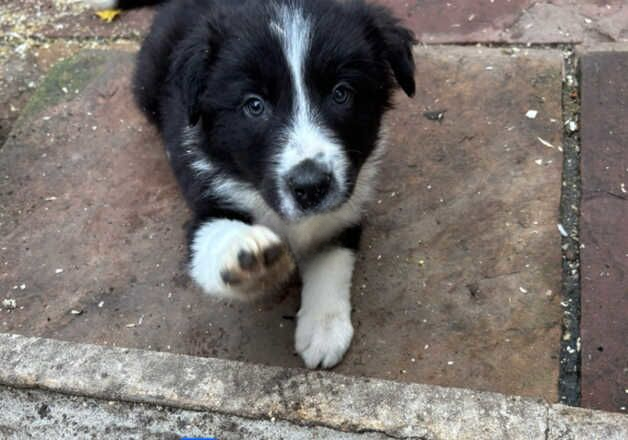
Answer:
[[353, 428, 427, 440], [557, 44, 582, 407], [544, 404, 550, 440], [583, 190, 628, 202]]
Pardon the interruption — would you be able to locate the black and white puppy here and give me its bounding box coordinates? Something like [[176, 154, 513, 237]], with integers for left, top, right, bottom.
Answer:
[[86, 0, 415, 368]]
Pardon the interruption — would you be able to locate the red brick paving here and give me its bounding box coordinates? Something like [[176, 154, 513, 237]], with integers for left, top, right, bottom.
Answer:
[[2, 1, 627, 44], [380, 0, 536, 43], [580, 51, 628, 413], [383, 0, 628, 44]]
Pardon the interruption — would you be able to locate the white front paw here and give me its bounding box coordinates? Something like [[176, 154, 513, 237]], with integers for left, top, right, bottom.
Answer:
[[217, 225, 293, 290], [295, 311, 353, 369], [190, 221, 295, 300]]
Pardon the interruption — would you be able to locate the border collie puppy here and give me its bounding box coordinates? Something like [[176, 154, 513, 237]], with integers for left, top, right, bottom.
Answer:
[[86, 0, 415, 368]]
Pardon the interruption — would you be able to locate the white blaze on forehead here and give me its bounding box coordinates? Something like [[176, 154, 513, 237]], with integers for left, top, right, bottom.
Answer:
[[274, 5, 311, 121], [271, 4, 349, 217]]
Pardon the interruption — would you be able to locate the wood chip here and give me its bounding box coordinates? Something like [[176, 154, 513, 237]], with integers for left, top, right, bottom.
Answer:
[[537, 137, 555, 148]]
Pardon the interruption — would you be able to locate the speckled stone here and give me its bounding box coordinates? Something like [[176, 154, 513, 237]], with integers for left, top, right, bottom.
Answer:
[[0, 47, 563, 401]]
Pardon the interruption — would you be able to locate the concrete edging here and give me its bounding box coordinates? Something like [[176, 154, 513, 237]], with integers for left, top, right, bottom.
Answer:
[[0, 333, 626, 439]]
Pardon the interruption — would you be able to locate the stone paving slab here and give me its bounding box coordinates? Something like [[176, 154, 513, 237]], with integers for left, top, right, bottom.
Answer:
[[0, 386, 388, 440], [345, 46, 564, 398], [0, 46, 564, 400], [0, 0, 153, 40], [0, 333, 565, 440], [381, 0, 628, 44], [579, 50, 628, 414], [2, 0, 627, 44], [2, 333, 628, 439], [0, 40, 139, 147], [0, 54, 40, 147], [547, 405, 628, 440]]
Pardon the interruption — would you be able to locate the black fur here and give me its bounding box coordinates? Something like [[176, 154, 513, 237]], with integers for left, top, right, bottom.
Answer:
[[115, 0, 168, 9]]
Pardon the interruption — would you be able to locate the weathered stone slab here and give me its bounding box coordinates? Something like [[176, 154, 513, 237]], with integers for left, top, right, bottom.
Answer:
[[0, 49, 43, 147], [0, 0, 153, 40], [382, 0, 628, 44], [0, 38, 139, 147], [0, 47, 563, 400], [379, 0, 536, 44], [0, 334, 550, 439], [343, 46, 563, 399], [1, 333, 627, 439], [0, 385, 388, 440], [548, 404, 628, 440], [579, 51, 628, 413], [2, 0, 627, 44]]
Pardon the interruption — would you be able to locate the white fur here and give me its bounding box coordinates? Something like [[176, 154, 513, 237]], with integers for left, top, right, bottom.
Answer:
[[295, 248, 356, 368], [191, 159, 213, 175], [181, 76, 387, 367], [83, 0, 118, 10], [189, 220, 282, 299], [182, 125, 203, 156], [179, 83, 387, 259], [183, 126, 214, 176], [181, 125, 270, 214], [271, 5, 349, 218], [186, 127, 385, 258], [265, 134, 385, 256]]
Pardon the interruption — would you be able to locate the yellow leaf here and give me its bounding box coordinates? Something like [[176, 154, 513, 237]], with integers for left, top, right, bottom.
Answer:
[[95, 9, 121, 23]]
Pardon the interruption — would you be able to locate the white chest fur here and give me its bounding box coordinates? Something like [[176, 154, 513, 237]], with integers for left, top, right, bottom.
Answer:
[[183, 125, 385, 259]]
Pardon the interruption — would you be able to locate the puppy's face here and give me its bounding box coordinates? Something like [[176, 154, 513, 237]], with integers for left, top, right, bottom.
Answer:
[[181, 0, 415, 221]]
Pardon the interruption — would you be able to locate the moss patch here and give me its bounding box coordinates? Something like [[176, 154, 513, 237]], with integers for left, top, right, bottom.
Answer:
[[17, 51, 108, 123]]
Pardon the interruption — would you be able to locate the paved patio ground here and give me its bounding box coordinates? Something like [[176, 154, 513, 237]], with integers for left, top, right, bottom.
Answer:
[[1, 333, 627, 439], [0, 0, 627, 435], [0, 45, 564, 401], [579, 50, 628, 413]]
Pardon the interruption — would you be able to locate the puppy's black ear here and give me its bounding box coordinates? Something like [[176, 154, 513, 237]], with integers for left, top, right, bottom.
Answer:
[[366, 4, 417, 97], [170, 21, 222, 126]]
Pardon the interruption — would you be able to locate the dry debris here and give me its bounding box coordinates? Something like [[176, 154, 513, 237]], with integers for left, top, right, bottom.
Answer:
[[95, 9, 121, 23], [537, 137, 555, 149], [2, 299, 17, 310]]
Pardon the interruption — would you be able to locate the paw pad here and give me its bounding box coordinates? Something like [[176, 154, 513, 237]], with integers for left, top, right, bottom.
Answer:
[[219, 227, 294, 294]]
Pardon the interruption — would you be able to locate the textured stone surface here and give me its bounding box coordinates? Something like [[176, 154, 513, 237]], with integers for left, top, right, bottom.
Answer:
[[342, 46, 563, 399], [0, 47, 564, 400], [547, 405, 628, 440], [0, 39, 139, 147], [382, 0, 628, 44], [2, 334, 628, 439], [0, 334, 550, 439], [0, 386, 388, 440], [0, 0, 153, 40], [380, 0, 536, 43], [579, 51, 628, 414], [498, 0, 628, 44], [1, 0, 627, 44], [0, 49, 43, 146]]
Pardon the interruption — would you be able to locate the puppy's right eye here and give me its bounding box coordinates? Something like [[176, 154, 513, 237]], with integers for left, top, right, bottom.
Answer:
[[243, 95, 265, 117], [331, 82, 353, 106]]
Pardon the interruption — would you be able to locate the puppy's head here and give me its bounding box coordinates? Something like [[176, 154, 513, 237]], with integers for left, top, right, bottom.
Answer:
[[178, 0, 415, 220]]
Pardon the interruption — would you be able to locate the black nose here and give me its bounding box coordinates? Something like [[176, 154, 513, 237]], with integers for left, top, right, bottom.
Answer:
[[286, 160, 332, 210]]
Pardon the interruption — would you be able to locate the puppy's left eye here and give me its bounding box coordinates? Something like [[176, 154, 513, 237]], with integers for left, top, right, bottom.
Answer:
[[332, 83, 353, 105], [243, 95, 265, 117]]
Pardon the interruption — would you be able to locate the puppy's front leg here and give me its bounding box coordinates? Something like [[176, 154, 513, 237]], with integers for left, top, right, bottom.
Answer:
[[189, 219, 294, 300], [295, 246, 356, 369]]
